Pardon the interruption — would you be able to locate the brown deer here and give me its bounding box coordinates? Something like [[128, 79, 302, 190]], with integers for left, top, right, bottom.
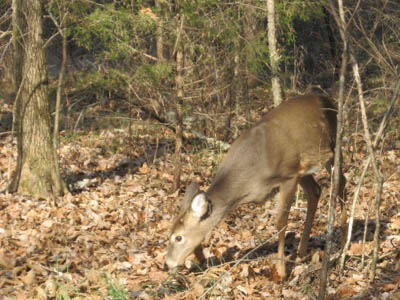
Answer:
[[164, 94, 346, 279]]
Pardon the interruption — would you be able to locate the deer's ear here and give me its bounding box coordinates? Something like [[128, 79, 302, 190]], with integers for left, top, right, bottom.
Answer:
[[182, 181, 200, 210], [191, 193, 208, 217]]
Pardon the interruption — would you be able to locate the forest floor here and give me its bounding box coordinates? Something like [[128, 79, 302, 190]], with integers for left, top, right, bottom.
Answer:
[[0, 104, 400, 300]]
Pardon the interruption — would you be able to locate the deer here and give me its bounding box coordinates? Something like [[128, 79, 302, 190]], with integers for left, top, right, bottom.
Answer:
[[164, 94, 347, 279]]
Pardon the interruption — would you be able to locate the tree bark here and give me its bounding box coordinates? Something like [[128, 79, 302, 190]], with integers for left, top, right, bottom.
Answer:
[[10, 0, 24, 191], [319, 1, 347, 298], [48, 1, 68, 196], [155, 0, 164, 61], [173, 14, 184, 192], [267, 0, 282, 107], [223, 44, 239, 141], [8, 0, 66, 198], [11, 0, 23, 93]]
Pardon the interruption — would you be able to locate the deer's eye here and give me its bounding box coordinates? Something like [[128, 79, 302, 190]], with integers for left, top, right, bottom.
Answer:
[[175, 236, 183, 242]]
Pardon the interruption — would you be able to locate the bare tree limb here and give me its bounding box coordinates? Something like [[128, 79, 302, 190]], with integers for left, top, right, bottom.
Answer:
[[341, 78, 400, 267], [48, 0, 69, 195], [319, 1, 347, 298], [0, 31, 11, 39], [348, 49, 385, 282]]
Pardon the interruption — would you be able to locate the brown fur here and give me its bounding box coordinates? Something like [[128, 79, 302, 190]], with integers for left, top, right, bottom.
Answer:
[[165, 94, 347, 278]]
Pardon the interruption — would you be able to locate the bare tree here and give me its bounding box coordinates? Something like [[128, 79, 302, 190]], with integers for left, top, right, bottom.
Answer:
[[329, 0, 388, 284], [155, 0, 164, 61], [267, 0, 282, 106], [8, 0, 66, 198], [349, 53, 384, 283], [172, 13, 184, 191], [319, 0, 348, 298]]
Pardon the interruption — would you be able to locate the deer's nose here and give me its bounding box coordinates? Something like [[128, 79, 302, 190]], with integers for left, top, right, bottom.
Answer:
[[163, 263, 169, 272]]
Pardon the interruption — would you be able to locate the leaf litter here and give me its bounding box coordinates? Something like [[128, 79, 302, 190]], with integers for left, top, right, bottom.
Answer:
[[0, 124, 399, 299]]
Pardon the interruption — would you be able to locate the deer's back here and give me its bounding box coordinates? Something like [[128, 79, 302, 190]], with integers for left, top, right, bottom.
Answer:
[[207, 94, 337, 204]]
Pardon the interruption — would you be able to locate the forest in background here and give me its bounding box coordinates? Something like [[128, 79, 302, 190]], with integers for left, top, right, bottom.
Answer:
[[0, 0, 399, 299], [0, 0, 396, 137]]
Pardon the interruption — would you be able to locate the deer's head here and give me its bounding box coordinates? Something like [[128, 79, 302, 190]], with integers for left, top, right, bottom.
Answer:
[[164, 182, 213, 271]]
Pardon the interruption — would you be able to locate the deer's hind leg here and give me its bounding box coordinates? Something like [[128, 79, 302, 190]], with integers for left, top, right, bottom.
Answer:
[[298, 175, 321, 258]]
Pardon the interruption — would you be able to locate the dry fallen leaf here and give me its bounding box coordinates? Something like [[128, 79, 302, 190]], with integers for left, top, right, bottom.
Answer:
[[292, 265, 305, 276], [391, 217, 400, 230], [35, 286, 48, 300], [0, 249, 15, 270], [1, 111, 399, 300], [311, 251, 320, 265], [336, 285, 357, 298], [139, 163, 149, 174], [349, 242, 363, 256], [44, 278, 58, 298], [21, 269, 36, 285], [87, 269, 103, 285], [148, 271, 167, 281], [270, 264, 281, 283], [191, 282, 204, 297]]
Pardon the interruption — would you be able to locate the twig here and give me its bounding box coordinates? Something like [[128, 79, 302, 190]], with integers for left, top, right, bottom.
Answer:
[[361, 182, 375, 268], [348, 51, 385, 283], [0, 30, 11, 39], [0, 131, 14, 136], [73, 110, 84, 133], [340, 77, 400, 273], [172, 14, 185, 57], [196, 227, 284, 300]]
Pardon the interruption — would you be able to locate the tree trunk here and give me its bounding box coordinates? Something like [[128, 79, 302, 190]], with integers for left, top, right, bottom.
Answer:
[[155, 0, 164, 61], [8, 0, 66, 198], [173, 14, 184, 192], [320, 1, 347, 298], [52, 3, 68, 197], [224, 49, 239, 141], [267, 0, 282, 107], [11, 0, 23, 93]]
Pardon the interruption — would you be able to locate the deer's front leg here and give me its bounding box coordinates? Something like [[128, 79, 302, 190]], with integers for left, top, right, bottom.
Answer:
[[275, 178, 298, 279]]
